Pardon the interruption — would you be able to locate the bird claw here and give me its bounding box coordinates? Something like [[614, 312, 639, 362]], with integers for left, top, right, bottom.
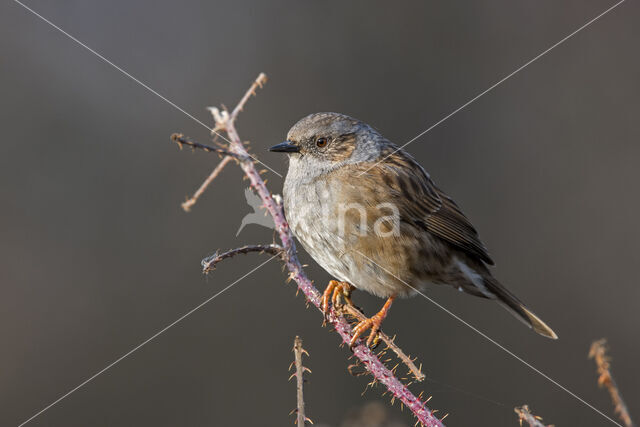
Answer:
[[321, 280, 353, 320], [349, 314, 384, 348], [322, 282, 392, 349], [321, 281, 336, 322], [348, 296, 395, 349]]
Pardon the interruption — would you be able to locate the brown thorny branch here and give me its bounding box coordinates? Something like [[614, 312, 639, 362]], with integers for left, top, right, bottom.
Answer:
[[172, 73, 444, 426], [589, 339, 635, 427], [514, 405, 552, 427], [289, 336, 312, 426]]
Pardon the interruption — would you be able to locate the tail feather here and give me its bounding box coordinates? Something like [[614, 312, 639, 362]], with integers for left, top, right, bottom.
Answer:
[[483, 277, 558, 339], [520, 305, 558, 339]]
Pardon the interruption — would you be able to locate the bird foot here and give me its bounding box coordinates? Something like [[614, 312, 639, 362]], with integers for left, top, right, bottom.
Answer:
[[349, 296, 395, 348], [350, 314, 384, 348], [321, 280, 354, 319]]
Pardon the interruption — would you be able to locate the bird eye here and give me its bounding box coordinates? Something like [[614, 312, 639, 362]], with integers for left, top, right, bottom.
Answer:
[[316, 137, 328, 148]]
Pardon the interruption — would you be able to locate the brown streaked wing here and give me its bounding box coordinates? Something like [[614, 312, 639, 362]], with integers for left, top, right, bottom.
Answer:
[[357, 150, 494, 265]]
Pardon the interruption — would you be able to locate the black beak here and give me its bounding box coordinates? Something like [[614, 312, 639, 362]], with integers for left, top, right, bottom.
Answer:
[[269, 141, 300, 153]]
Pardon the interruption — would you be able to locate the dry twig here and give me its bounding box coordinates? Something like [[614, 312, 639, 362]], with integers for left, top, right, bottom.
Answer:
[[182, 156, 232, 212], [289, 336, 312, 425], [201, 244, 284, 273], [589, 339, 634, 427], [171, 133, 249, 161], [173, 73, 444, 426], [514, 405, 551, 427]]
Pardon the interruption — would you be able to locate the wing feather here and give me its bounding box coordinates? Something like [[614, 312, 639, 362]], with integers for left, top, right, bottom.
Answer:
[[358, 149, 494, 265]]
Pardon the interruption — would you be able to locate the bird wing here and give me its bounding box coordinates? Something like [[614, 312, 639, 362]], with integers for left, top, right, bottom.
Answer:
[[358, 149, 494, 265]]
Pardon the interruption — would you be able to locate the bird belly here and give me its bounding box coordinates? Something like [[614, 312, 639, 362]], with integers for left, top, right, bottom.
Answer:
[[284, 179, 417, 298], [294, 220, 411, 298]]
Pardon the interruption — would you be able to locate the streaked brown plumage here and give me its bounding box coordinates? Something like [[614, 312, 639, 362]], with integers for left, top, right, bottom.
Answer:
[[270, 112, 557, 344]]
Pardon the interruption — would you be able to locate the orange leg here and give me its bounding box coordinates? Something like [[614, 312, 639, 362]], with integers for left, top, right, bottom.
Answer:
[[349, 295, 395, 348], [332, 281, 354, 309], [321, 280, 354, 316]]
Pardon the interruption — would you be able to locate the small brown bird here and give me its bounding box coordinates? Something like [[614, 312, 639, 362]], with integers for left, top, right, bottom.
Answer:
[[270, 112, 557, 346]]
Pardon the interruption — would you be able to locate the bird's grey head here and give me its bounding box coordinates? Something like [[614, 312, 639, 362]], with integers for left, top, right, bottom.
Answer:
[[269, 113, 384, 167]]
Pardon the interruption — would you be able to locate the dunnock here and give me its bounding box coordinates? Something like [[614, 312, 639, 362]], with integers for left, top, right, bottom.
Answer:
[[270, 112, 557, 346]]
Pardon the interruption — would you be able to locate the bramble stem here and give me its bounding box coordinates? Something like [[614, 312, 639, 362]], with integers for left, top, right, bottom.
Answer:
[[290, 336, 311, 425], [514, 405, 549, 427], [589, 339, 635, 427], [201, 244, 283, 273]]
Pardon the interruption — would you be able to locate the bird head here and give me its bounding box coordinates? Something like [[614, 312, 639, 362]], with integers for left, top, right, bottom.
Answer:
[[269, 112, 384, 167]]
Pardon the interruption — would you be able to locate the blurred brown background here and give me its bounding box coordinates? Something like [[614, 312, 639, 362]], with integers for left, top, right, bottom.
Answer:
[[1, 1, 639, 426]]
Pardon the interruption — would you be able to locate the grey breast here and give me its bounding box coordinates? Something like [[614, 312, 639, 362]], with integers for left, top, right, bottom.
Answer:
[[283, 160, 353, 283]]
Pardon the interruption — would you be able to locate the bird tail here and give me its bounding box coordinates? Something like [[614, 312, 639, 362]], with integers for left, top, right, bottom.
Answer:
[[483, 277, 558, 339]]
